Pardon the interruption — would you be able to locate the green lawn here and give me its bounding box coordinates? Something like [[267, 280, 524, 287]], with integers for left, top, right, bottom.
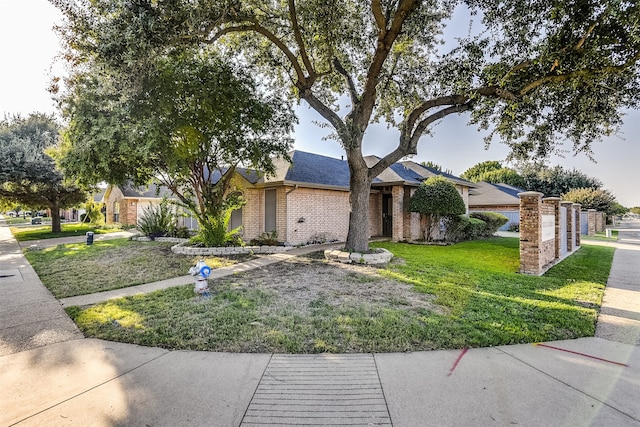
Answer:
[[25, 238, 250, 298], [581, 230, 619, 242], [64, 238, 615, 353], [11, 222, 124, 241], [5, 217, 51, 225]]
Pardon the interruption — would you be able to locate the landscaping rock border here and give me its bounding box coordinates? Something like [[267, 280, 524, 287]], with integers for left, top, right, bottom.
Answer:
[[131, 236, 293, 256], [324, 248, 393, 265]]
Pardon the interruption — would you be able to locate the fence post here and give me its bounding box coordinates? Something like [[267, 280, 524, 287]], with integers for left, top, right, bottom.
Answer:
[[573, 204, 581, 247], [588, 209, 597, 236], [543, 197, 562, 261], [561, 201, 573, 252]]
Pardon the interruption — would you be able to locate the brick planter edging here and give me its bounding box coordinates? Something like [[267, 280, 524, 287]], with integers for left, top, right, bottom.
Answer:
[[131, 236, 293, 256], [323, 248, 393, 265]]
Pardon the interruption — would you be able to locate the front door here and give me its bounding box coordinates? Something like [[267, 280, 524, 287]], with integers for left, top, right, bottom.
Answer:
[[382, 194, 392, 236]]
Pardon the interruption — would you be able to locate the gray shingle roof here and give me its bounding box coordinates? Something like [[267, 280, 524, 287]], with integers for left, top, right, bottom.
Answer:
[[118, 150, 473, 196], [284, 151, 352, 189], [120, 182, 174, 198], [468, 181, 524, 207]]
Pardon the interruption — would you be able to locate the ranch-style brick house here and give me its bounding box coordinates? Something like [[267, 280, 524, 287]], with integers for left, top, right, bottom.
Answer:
[[105, 150, 475, 245]]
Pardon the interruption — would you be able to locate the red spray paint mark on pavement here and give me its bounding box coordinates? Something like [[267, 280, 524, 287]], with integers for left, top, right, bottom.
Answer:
[[448, 347, 469, 377], [536, 343, 628, 367]]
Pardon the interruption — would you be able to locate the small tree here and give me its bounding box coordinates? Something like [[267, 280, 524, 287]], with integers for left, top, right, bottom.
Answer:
[[58, 50, 294, 246], [408, 176, 466, 241]]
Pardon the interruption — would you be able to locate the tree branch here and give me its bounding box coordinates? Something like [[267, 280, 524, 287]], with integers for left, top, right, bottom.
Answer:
[[288, 0, 315, 79], [300, 90, 349, 142], [333, 57, 360, 106], [210, 22, 308, 87], [404, 95, 468, 136], [371, 0, 387, 31], [358, 0, 420, 130], [519, 53, 640, 95], [409, 103, 473, 150]]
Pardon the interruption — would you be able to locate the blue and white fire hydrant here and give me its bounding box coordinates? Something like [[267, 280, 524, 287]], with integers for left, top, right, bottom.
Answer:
[[188, 259, 211, 297]]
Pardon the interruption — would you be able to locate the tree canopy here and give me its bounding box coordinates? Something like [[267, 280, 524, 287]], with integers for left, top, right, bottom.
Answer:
[[0, 113, 88, 232], [461, 160, 604, 196], [57, 49, 295, 245], [562, 187, 618, 215], [53, 0, 640, 251]]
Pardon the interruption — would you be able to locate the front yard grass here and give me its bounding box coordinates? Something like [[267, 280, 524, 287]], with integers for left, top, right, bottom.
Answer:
[[63, 238, 614, 353], [11, 223, 125, 241], [25, 238, 249, 298]]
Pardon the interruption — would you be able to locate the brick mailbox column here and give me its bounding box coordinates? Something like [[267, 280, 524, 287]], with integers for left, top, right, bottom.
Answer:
[[543, 197, 562, 260], [587, 209, 597, 236], [561, 201, 574, 252], [518, 192, 544, 275]]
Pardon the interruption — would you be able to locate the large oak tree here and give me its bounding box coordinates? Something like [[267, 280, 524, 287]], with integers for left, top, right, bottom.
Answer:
[[53, 0, 640, 252]]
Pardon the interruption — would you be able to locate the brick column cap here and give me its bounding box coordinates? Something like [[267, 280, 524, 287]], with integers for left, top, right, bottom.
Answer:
[[572, 203, 581, 207], [543, 197, 562, 202], [560, 201, 573, 206], [588, 209, 597, 212], [518, 191, 544, 198]]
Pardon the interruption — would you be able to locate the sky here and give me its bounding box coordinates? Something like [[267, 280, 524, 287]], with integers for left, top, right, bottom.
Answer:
[[1, 0, 638, 207]]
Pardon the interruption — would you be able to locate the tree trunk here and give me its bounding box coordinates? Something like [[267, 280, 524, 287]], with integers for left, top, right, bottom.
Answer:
[[50, 202, 61, 233], [345, 156, 373, 252]]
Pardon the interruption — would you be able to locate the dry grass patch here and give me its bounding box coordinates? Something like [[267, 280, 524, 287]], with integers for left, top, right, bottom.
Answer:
[[25, 238, 251, 298]]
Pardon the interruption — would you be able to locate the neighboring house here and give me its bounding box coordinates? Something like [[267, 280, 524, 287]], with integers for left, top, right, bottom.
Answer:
[[468, 181, 524, 230], [106, 150, 475, 245], [105, 183, 175, 226], [58, 189, 106, 222]]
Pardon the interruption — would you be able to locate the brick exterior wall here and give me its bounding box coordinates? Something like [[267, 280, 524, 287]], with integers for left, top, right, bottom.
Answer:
[[391, 185, 404, 241], [285, 187, 350, 245], [573, 204, 581, 246], [124, 200, 137, 226], [369, 193, 382, 237], [276, 187, 288, 241], [105, 185, 127, 225], [241, 188, 263, 241]]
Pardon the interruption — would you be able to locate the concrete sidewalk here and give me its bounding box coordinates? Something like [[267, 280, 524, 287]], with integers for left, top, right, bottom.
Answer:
[[1, 220, 639, 426], [0, 223, 83, 356]]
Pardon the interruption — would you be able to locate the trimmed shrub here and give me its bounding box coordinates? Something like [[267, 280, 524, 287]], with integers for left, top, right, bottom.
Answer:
[[445, 215, 486, 242], [470, 212, 509, 236], [408, 176, 466, 241]]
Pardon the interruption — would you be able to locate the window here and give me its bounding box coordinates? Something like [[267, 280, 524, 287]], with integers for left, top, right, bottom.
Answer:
[[265, 189, 276, 232]]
